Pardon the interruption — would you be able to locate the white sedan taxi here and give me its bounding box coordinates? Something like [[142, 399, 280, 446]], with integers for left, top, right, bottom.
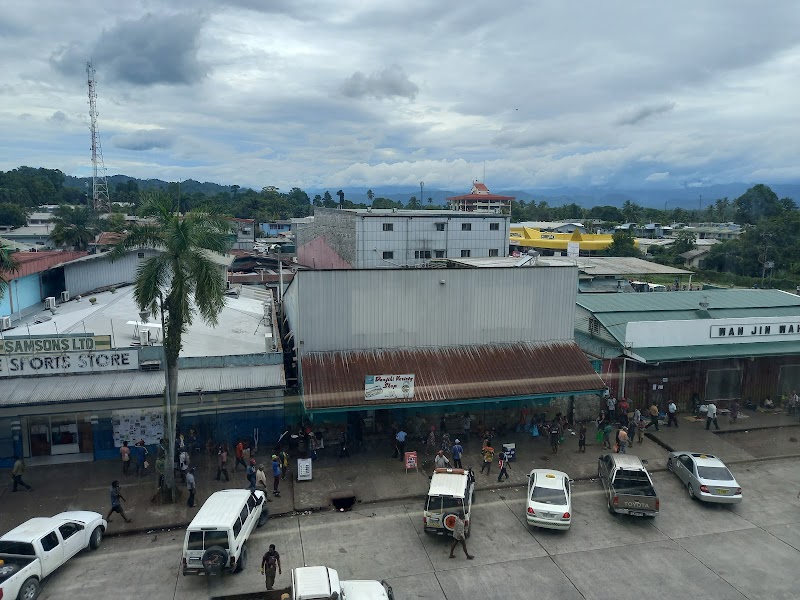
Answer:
[[667, 451, 742, 504], [526, 469, 572, 530]]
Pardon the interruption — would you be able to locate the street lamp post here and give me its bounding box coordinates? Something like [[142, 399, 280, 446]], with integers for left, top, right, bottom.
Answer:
[[420, 182, 424, 209]]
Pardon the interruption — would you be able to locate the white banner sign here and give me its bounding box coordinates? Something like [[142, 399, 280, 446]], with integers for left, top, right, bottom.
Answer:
[[112, 408, 164, 447], [0, 350, 139, 378], [365, 374, 415, 400], [626, 316, 800, 348], [567, 241, 580, 258]]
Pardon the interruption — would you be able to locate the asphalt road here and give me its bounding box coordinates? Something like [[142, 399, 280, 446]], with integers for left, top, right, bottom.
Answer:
[[34, 457, 800, 600]]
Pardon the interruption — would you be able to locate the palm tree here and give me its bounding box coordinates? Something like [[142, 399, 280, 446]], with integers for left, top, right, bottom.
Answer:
[[50, 206, 98, 250], [111, 191, 232, 501], [0, 247, 18, 300], [367, 189, 374, 203]]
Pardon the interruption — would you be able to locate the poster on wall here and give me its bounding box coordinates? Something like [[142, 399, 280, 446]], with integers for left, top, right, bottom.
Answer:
[[365, 374, 415, 400], [111, 408, 164, 447]]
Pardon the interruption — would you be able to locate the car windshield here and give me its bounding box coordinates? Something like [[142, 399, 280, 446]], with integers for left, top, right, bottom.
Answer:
[[697, 466, 734, 481], [530, 486, 567, 505], [0, 541, 35, 555]]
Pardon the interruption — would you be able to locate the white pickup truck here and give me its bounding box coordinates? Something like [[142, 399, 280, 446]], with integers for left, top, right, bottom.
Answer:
[[0, 511, 106, 600], [251, 566, 394, 600]]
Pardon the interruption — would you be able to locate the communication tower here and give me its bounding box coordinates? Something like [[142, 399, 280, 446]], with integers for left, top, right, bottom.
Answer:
[[86, 61, 111, 211]]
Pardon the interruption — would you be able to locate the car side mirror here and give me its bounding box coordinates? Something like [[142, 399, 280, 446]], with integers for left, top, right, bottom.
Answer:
[[569, 479, 575, 484]]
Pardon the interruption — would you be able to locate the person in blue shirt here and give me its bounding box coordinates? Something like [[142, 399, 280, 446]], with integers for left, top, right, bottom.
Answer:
[[451, 439, 464, 469], [271, 455, 282, 497], [394, 428, 407, 460]]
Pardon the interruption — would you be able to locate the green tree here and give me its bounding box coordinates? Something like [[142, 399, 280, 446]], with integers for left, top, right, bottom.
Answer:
[[0, 247, 18, 300], [407, 196, 420, 209], [312, 194, 323, 207], [733, 184, 782, 225], [0, 203, 28, 228], [371, 197, 401, 209], [621, 200, 640, 223], [604, 230, 641, 257], [670, 230, 696, 255], [322, 191, 336, 208], [367, 189, 374, 203], [336, 190, 345, 207], [50, 206, 98, 250], [102, 212, 127, 233], [111, 192, 231, 501]]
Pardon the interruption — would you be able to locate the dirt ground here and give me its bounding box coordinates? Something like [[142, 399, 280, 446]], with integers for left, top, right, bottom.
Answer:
[[719, 424, 800, 458]]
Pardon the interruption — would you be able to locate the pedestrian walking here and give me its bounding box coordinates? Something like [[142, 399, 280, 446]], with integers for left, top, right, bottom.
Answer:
[[186, 467, 197, 507], [271, 455, 282, 497], [256, 464, 268, 491], [338, 427, 350, 458], [261, 544, 282, 590], [434, 450, 450, 470], [636, 416, 645, 443], [618, 427, 629, 454], [425, 426, 437, 455], [120, 441, 131, 475], [105, 480, 132, 523], [462, 413, 472, 440], [234, 441, 247, 471], [497, 450, 510, 482], [179, 449, 190, 483], [729, 399, 739, 424], [439, 415, 447, 434], [607, 396, 617, 423], [216, 444, 230, 481], [11, 456, 32, 492], [452, 439, 464, 468], [448, 513, 473, 559], [578, 424, 587, 453], [480, 445, 494, 475], [549, 420, 561, 454], [617, 398, 630, 426], [705, 402, 720, 431], [246, 458, 257, 492], [134, 440, 148, 476], [633, 407, 641, 424], [394, 428, 407, 459], [517, 405, 530, 433], [602, 420, 613, 449], [645, 404, 660, 431], [441, 432, 452, 455], [667, 401, 679, 428], [279, 449, 289, 480]]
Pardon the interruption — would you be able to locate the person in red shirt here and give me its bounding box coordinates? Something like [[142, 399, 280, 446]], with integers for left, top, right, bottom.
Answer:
[[234, 441, 247, 472]]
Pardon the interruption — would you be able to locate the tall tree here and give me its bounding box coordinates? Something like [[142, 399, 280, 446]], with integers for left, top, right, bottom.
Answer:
[[604, 230, 641, 257], [0, 247, 18, 300], [336, 190, 345, 207], [0, 203, 28, 228], [50, 206, 98, 250], [367, 189, 374, 203], [111, 191, 231, 501], [621, 200, 641, 223], [407, 196, 420, 209]]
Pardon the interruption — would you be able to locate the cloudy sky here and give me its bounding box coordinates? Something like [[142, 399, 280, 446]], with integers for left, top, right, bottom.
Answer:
[[1, 1, 799, 192]]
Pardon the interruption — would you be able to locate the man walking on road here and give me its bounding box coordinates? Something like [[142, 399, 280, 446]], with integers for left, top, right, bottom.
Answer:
[[705, 402, 720, 431], [216, 444, 230, 482], [448, 513, 473, 560], [247, 458, 257, 492], [120, 441, 131, 475], [105, 480, 132, 523], [607, 396, 617, 423], [260, 544, 282, 590], [186, 467, 197, 507], [11, 456, 32, 492], [434, 450, 450, 469], [452, 439, 464, 468], [271, 455, 282, 497], [497, 450, 510, 482], [617, 427, 629, 454], [480, 445, 494, 475], [234, 441, 247, 472], [394, 428, 407, 460], [667, 401, 679, 428], [645, 404, 660, 431]]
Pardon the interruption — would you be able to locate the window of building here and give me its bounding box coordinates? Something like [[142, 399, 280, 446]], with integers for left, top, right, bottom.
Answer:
[[382, 223, 394, 231], [382, 251, 394, 260], [705, 368, 742, 401], [490, 222, 500, 231], [137, 252, 145, 259], [488, 249, 499, 257], [414, 250, 432, 259], [461, 223, 472, 231], [461, 250, 471, 257], [589, 317, 600, 336], [434, 250, 446, 258], [435, 222, 446, 231]]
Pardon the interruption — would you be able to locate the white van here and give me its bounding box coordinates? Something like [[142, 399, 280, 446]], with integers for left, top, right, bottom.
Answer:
[[182, 489, 268, 576], [423, 468, 475, 537]]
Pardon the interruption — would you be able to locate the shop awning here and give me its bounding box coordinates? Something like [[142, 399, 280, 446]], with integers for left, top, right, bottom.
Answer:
[[300, 342, 605, 411], [629, 340, 800, 364]]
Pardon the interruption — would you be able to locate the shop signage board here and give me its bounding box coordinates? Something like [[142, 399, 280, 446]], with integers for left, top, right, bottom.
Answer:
[[626, 316, 800, 348], [365, 374, 415, 400], [0, 350, 139, 377], [404, 451, 418, 473], [0, 334, 112, 355]]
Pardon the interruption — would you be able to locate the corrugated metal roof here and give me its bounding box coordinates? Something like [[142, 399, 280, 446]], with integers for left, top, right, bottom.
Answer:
[[1, 365, 285, 406], [631, 341, 800, 363], [2, 250, 87, 278], [301, 342, 605, 410], [577, 289, 800, 314]]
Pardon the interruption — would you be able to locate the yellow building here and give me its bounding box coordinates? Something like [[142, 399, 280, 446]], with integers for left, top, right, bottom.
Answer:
[[509, 226, 637, 253]]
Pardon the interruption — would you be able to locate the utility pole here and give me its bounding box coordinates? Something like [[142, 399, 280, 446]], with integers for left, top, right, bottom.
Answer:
[[420, 182, 424, 209]]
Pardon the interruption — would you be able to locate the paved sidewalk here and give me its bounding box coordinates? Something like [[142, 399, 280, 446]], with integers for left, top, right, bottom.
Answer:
[[1, 408, 796, 536]]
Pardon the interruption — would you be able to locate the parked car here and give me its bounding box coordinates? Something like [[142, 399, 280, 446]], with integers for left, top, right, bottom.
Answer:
[[667, 451, 742, 504], [182, 489, 268, 576], [423, 468, 475, 537], [526, 469, 572, 530], [0, 511, 106, 600], [597, 453, 659, 517], [268, 566, 394, 600]]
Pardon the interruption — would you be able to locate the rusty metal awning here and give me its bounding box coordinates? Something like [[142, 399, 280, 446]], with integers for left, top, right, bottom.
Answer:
[[300, 342, 605, 411]]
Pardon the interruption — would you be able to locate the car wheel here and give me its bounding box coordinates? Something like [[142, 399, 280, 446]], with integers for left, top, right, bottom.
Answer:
[[89, 525, 104, 550], [18, 577, 40, 600], [257, 507, 270, 528], [202, 545, 229, 576], [688, 483, 696, 500], [234, 543, 248, 573], [667, 459, 674, 472]]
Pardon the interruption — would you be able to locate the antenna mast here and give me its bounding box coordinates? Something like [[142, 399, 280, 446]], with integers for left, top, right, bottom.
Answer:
[[87, 61, 111, 212]]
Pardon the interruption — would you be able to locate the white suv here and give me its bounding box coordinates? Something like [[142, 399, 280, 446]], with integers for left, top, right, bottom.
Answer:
[[423, 468, 475, 537]]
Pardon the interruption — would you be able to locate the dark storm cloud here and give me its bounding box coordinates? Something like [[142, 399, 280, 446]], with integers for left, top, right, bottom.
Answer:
[[50, 13, 208, 86], [341, 64, 419, 100], [112, 129, 174, 151], [616, 102, 677, 126]]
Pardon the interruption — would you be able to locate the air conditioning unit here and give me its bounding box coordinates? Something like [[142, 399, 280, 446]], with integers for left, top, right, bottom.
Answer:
[[0, 316, 11, 331], [44, 297, 56, 310], [61, 291, 70, 302], [139, 329, 151, 346]]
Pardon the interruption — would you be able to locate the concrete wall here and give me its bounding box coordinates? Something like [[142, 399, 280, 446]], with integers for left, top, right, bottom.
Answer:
[[287, 266, 578, 353], [296, 209, 357, 268], [1, 273, 41, 317], [63, 250, 159, 297]]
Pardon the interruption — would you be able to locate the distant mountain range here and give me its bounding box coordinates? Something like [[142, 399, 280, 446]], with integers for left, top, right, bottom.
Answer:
[[64, 175, 800, 210]]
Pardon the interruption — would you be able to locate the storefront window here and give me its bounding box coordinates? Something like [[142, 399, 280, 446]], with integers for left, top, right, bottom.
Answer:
[[706, 369, 741, 401]]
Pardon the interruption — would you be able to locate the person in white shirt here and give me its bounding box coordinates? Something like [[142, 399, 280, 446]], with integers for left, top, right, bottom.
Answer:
[[705, 402, 720, 430], [607, 397, 617, 422], [667, 401, 679, 428], [434, 450, 450, 470]]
